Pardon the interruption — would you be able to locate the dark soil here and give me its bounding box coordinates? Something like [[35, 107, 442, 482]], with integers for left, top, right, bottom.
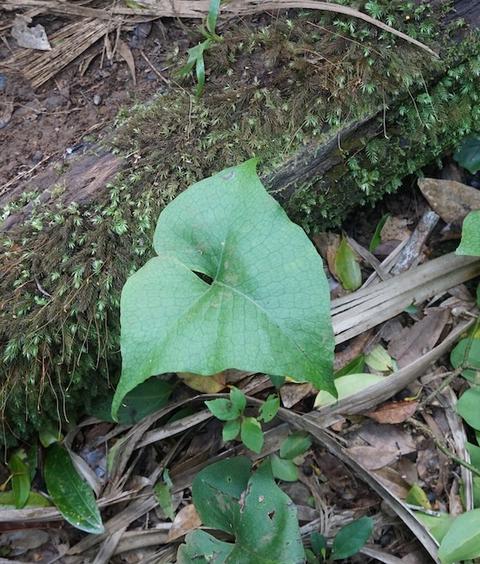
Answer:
[[0, 17, 190, 190]]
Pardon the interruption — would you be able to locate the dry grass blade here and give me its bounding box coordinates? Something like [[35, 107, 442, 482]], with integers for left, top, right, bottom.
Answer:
[[1, 19, 112, 88], [332, 253, 480, 344]]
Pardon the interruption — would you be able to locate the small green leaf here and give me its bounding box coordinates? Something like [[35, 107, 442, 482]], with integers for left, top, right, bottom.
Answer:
[[405, 484, 431, 509], [154, 470, 175, 521], [369, 213, 390, 253], [0, 490, 52, 508], [451, 337, 480, 383], [258, 394, 280, 423], [205, 398, 241, 421], [454, 135, 480, 174], [39, 422, 62, 448], [44, 444, 104, 534], [206, 0, 221, 36], [315, 373, 384, 408], [311, 531, 327, 556], [334, 237, 362, 291], [280, 432, 312, 460], [192, 456, 251, 533], [331, 516, 374, 560], [335, 354, 365, 378], [438, 509, 480, 563], [241, 417, 264, 453], [457, 211, 480, 256], [230, 387, 246, 413], [112, 160, 335, 418], [457, 387, 480, 431], [8, 450, 31, 509], [474, 477, 480, 508], [415, 512, 454, 543], [467, 442, 480, 470], [305, 548, 318, 563], [222, 418, 241, 442], [177, 530, 233, 563], [271, 454, 298, 481], [365, 344, 396, 372]]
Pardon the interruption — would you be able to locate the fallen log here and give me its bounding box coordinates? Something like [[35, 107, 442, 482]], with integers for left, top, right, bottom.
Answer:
[[1, 1, 480, 443]]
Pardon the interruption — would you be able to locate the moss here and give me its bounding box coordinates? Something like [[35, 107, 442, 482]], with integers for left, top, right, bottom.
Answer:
[[0, 1, 479, 445]]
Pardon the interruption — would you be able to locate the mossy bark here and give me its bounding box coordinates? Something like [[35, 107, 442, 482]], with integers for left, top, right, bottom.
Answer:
[[1, 1, 480, 444]]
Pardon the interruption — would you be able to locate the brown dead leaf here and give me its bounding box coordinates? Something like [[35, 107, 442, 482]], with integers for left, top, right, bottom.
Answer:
[[280, 382, 312, 408], [178, 372, 226, 393], [117, 39, 137, 86], [355, 420, 416, 455], [346, 445, 399, 470], [388, 308, 450, 368], [366, 400, 418, 424], [373, 467, 410, 499], [380, 216, 411, 243], [313, 232, 340, 277], [167, 504, 201, 541], [418, 177, 480, 224]]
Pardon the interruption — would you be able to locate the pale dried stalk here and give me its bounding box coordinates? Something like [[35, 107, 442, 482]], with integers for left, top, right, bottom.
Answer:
[[0, 0, 438, 56]]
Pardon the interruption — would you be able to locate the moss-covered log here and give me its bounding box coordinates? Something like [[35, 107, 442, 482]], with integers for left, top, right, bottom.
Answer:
[[1, 0, 480, 444]]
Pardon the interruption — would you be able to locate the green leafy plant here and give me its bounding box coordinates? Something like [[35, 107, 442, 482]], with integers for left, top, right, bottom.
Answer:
[[8, 449, 31, 509], [154, 468, 175, 520], [177, 0, 222, 95], [112, 159, 335, 419], [206, 387, 279, 453], [270, 431, 312, 482], [305, 516, 374, 562], [177, 457, 305, 563], [334, 236, 362, 291]]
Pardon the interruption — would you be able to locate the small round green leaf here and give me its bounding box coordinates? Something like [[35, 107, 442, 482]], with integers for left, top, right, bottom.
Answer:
[[222, 418, 241, 442], [271, 454, 298, 482], [454, 135, 480, 174], [331, 516, 373, 560], [457, 387, 480, 431], [451, 337, 480, 383], [229, 387, 246, 413], [438, 509, 480, 563], [44, 444, 104, 534], [280, 432, 312, 460], [259, 394, 280, 423], [457, 211, 480, 256], [241, 417, 264, 453], [205, 399, 240, 421]]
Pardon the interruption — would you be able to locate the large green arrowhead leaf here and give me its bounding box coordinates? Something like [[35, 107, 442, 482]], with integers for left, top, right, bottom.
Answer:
[[112, 160, 334, 417]]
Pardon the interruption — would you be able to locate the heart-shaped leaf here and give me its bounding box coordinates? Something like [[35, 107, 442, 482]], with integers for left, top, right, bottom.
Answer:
[[185, 458, 305, 563], [457, 210, 480, 256], [44, 444, 104, 534], [113, 160, 334, 417]]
